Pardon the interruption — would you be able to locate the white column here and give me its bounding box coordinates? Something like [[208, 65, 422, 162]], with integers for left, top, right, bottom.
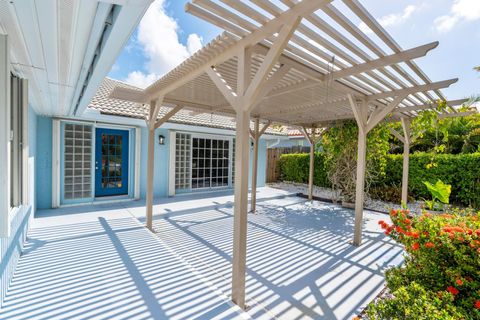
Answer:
[[250, 118, 260, 212], [231, 109, 251, 309]]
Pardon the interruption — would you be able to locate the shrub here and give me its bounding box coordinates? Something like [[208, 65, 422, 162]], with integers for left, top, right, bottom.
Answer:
[[278, 152, 480, 208], [368, 209, 480, 319], [382, 153, 480, 208], [277, 153, 330, 187]]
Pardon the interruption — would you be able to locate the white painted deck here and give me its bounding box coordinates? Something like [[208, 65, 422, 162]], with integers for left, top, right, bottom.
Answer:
[[1, 187, 403, 320]]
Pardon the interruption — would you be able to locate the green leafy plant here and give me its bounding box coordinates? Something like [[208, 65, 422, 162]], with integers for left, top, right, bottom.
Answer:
[[321, 120, 390, 203], [279, 152, 480, 208], [423, 180, 452, 211], [368, 209, 480, 319]]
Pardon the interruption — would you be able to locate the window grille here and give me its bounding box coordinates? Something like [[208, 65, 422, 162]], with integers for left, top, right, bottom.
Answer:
[[64, 124, 92, 200], [192, 137, 229, 189]]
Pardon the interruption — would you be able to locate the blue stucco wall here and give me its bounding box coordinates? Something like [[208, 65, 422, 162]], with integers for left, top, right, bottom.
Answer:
[[34, 121, 269, 207], [36, 116, 52, 210], [0, 106, 37, 307]]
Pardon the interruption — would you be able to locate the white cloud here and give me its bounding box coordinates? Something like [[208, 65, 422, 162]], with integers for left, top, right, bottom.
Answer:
[[434, 0, 480, 33], [186, 34, 203, 55], [124, 71, 158, 89], [359, 4, 423, 34], [123, 0, 203, 88]]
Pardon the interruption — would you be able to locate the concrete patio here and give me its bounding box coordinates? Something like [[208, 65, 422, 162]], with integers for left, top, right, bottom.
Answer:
[[0, 187, 403, 320]]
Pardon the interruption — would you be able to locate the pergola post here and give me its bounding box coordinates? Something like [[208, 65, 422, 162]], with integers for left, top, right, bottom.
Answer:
[[206, 15, 302, 309], [301, 126, 326, 201], [350, 97, 368, 246], [145, 99, 182, 231], [231, 109, 251, 308], [401, 118, 412, 204], [250, 118, 260, 212], [250, 119, 271, 212], [349, 94, 407, 246]]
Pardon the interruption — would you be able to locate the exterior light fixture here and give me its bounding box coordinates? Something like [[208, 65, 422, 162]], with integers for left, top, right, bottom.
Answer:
[[158, 134, 165, 145]]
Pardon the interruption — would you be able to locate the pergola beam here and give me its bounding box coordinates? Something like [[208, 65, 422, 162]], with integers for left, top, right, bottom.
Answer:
[[206, 67, 238, 107], [245, 18, 302, 110], [367, 78, 458, 101], [331, 41, 439, 80], [147, 0, 333, 101], [438, 110, 475, 119], [154, 105, 184, 129], [398, 98, 468, 113]]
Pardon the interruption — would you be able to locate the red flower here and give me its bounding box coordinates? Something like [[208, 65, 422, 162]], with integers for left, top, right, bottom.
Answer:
[[411, 232, 420, 239], [475, 300, 480, 309], [455, 279, 463, 286], [411, 243, 420, 250], [396, 226, 404, 234], [447, 286, 459, 295], [425, 242, 435, 248]]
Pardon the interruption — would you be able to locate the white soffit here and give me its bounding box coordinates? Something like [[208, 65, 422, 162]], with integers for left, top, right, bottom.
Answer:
[[0, 0, 152, 117]]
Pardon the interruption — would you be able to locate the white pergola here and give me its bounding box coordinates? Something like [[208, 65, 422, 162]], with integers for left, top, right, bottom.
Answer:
[[110, 0, 471, 309]]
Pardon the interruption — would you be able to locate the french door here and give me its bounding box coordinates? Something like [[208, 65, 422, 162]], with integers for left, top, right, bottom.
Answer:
[[191, 137, 230, 189], [95, 128, 129, 197]]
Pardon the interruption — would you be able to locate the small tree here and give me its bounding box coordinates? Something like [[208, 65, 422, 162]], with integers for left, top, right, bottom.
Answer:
[[322, 120, 390, 203]]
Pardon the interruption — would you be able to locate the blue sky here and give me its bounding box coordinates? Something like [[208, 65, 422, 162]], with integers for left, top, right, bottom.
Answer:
[[108, 0, 480, 100]]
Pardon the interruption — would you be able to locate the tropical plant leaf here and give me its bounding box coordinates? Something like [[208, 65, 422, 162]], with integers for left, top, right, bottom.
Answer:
[[423, 180, 451, 204]]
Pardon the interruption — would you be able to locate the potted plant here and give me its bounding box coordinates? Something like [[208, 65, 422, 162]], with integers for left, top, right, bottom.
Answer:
[[422, 179, 451, 213]]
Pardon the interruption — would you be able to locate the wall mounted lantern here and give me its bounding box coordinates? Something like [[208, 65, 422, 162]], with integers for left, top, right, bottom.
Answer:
[[158, 134, 165, 145]]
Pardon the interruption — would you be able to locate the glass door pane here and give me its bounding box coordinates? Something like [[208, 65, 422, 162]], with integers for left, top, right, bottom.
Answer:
[[192, 137, 230, 189]]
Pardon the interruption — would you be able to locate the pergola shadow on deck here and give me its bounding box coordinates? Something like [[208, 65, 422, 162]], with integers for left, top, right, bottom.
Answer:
[[142, 188, 403, 319], [0, 205, 246, 320]]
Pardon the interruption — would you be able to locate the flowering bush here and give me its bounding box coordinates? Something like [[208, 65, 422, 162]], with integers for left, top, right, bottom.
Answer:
[[367, 208, 480, 319]]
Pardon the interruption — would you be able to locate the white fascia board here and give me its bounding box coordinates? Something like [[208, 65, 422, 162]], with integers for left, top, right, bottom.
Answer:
[[73, 2, 152, 116], [0, 34, 10, 237], [76, 109, 290, 139]]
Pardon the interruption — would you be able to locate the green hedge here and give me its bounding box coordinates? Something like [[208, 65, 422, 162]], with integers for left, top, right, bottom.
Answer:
[[278, 152, 480, 208], [278, 153, 330, 188]]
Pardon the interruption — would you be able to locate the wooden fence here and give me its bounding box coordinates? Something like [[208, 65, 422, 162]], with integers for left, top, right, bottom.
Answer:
[[266, 146, 310, 182]]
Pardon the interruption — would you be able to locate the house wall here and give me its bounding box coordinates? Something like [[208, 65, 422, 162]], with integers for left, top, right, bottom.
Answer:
[[0, 105, 37, 308], [36, 117, 53, 210], [34, 119, 269, 208]]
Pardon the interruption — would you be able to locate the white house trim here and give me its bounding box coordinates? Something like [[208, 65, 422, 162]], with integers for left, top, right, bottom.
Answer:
[[134, 127, 141, 200], [51, 119, 61, 208], [0, 34, 10, 237]]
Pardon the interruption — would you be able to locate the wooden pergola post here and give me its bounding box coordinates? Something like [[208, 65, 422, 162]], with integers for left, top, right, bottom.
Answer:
[[301, 126, 326, 201], [145, 100, 182, 231], [389, 119, 412, 205], [401, 118, 412, 204], [349, 94, 407, 246], [249, 118, 271, 212], [206, 15, 302, 309]]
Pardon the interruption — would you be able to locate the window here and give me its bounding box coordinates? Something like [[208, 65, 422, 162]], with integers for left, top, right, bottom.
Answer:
[[192, 137, 230, 189], [9, 74, 27, 208], [175, 133, 191, 190]]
